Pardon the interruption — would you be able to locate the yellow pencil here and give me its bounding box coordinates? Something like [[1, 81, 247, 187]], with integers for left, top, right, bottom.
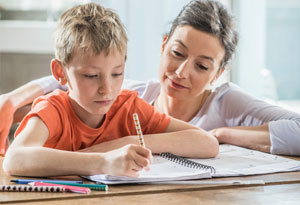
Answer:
[[133, 113, 146, 147]]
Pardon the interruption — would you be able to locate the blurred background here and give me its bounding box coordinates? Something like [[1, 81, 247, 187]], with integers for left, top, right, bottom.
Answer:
[[0, 0, 299, 112]]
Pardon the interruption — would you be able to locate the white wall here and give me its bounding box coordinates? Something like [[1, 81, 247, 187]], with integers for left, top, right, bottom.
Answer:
[[101, 0, 191, 81], [232, 0, 268, 99]]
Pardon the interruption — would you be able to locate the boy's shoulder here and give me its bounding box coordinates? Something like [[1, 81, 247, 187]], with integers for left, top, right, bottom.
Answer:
[[33, 89, 67, 107], [116, 89, 139, 103], [119, 89, 137, 95], [110, 89, 151, 113]]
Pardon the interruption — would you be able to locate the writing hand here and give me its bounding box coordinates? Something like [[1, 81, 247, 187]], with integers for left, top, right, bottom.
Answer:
[[102, 144, 152, 177]]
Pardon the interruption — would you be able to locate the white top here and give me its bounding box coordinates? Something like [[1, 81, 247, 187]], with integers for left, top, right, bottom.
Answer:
[[35, 76, 300, 156], [32, 75, 68, 94]]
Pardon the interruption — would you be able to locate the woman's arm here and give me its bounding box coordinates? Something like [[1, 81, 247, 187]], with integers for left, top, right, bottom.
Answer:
[[3, 117, 151, 177], [210, 123, 271, 153], [0, 76, 66, 156], [0, 82, 43, 155], [215, 83, 300, 155]]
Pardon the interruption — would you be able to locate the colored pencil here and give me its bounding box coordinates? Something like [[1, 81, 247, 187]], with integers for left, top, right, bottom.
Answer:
[[133, 113, 146, 147]]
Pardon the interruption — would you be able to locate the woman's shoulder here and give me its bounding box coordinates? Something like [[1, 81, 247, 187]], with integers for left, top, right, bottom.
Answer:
[[122, 79, 160, 103], [213, 82, 241, 94], [206, 82, 257, 111], [212, 82, 253, 100], [122, 79, 159, 90]]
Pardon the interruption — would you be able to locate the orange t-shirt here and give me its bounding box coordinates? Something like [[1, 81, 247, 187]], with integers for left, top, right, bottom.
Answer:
[[15, 89, 170, 151]]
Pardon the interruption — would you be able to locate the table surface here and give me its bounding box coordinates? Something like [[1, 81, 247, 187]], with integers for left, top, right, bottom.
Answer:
[[1, 157, 300, 204]]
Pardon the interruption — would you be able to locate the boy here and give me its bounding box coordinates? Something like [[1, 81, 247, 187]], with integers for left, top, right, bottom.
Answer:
[[3, 3, 218, 177]]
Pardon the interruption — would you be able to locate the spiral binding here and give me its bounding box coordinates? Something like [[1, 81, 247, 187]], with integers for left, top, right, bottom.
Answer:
[[159, 152, 216, 173]]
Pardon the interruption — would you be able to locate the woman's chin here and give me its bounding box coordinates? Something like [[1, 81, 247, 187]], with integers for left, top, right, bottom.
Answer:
[[165, 87, 188, 100]]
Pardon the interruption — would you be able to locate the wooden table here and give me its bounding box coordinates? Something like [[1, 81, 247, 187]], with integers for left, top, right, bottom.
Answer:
[[1, 157, 300, 204]]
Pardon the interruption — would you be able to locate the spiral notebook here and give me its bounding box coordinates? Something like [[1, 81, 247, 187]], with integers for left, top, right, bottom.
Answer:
[[84, 152, 214, 184], [84, 145, 300, 184], [189, 144, 300, 177]]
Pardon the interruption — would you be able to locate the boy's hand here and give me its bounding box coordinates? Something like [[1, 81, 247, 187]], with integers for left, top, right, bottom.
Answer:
[[103, 144, 152, 178]]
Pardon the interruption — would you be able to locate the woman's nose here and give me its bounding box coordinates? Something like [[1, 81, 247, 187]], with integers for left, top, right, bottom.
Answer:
[[175, 60, 190, 79]]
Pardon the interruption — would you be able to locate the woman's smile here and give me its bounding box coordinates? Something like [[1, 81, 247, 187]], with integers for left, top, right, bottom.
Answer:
[[168, 78, 188, 90]]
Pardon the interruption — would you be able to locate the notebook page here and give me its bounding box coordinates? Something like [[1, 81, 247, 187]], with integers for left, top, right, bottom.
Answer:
[[84, 155, 211, 184], [189, 144, 300, 177]]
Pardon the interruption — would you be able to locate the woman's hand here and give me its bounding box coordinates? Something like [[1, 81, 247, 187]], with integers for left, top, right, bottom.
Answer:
[[209, 124, 271, 153]]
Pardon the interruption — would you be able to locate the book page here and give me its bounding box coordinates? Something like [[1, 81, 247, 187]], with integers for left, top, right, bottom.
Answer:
[[84, 144, 300, 184], [190, 144, 300, 177]]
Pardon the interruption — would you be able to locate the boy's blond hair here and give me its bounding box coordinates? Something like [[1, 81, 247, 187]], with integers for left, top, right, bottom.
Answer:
[[55, 3, 128, 65]]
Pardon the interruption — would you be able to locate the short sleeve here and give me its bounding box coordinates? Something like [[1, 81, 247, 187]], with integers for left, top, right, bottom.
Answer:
[[133, 97, 171, 134], [14, 99, 63, 142]]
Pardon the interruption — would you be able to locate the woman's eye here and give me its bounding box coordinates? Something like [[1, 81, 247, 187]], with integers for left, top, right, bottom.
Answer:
[[172, 50, 184, 57], [84, 74, 98, 78], [112, 73, 123, 77], [196, 64, 208, 71]]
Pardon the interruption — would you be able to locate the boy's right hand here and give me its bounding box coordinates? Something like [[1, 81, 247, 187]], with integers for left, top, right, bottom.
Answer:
[[103, 144, 152, 178]]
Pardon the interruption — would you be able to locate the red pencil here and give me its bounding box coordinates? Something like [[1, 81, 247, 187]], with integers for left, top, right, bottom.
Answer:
[[29, 181, 90, 194]]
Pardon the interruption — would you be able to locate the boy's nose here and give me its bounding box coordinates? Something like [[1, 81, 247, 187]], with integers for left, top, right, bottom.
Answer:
[[175, 60, 190, 79], [98, 78, 112, 94]]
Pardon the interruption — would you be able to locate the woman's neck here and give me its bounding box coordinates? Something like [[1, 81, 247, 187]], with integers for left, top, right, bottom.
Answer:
[[154, 90, 210, 122]]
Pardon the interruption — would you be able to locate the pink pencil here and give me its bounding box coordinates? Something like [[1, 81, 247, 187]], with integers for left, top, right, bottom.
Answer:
[[29, 181, 90, 194]]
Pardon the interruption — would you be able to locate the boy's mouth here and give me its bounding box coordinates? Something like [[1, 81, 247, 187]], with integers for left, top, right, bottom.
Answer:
[[94, 100, 112, 105]]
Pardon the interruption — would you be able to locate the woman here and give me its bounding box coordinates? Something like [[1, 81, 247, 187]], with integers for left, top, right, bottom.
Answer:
[[1, 0, 300, 156]]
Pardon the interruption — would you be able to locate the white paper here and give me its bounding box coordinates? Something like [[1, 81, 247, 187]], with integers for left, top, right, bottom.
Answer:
[[190, 144, 300, 177], [85, 154, 211, 184], [84, 144, 300, 184]]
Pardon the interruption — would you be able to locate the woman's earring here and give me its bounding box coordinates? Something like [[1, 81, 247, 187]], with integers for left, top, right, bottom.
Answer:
[[59, 78, 65, 85], [210, 76, 219, 86]]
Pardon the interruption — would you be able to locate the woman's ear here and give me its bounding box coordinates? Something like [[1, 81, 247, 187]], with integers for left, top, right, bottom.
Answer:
[[217, 67, 225, 78], [210, 67, 226, 85], [51, 59, 67, 85], [161, 34, 168, 53]]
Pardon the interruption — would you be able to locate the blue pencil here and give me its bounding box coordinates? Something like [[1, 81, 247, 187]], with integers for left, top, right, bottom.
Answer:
[[11, 179, 83, 184]]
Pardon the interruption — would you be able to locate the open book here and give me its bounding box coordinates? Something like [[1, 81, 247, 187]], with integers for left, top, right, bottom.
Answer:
[[84, 144, 300, 184]]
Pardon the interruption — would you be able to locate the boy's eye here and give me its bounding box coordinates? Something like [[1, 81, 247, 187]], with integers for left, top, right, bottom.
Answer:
[[84, 74, 98, 78], [172, 50, 184, 58], [112, 73, 123, 77], [196, 64, 208, 71]]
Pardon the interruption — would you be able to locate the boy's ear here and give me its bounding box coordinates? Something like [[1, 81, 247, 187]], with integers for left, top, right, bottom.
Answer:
[[161, 34, 168, 53], [51, 59, 67, 85]]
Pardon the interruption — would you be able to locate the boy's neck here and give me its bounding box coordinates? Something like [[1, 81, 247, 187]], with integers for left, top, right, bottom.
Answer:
[[68, 96, 105, 128]]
